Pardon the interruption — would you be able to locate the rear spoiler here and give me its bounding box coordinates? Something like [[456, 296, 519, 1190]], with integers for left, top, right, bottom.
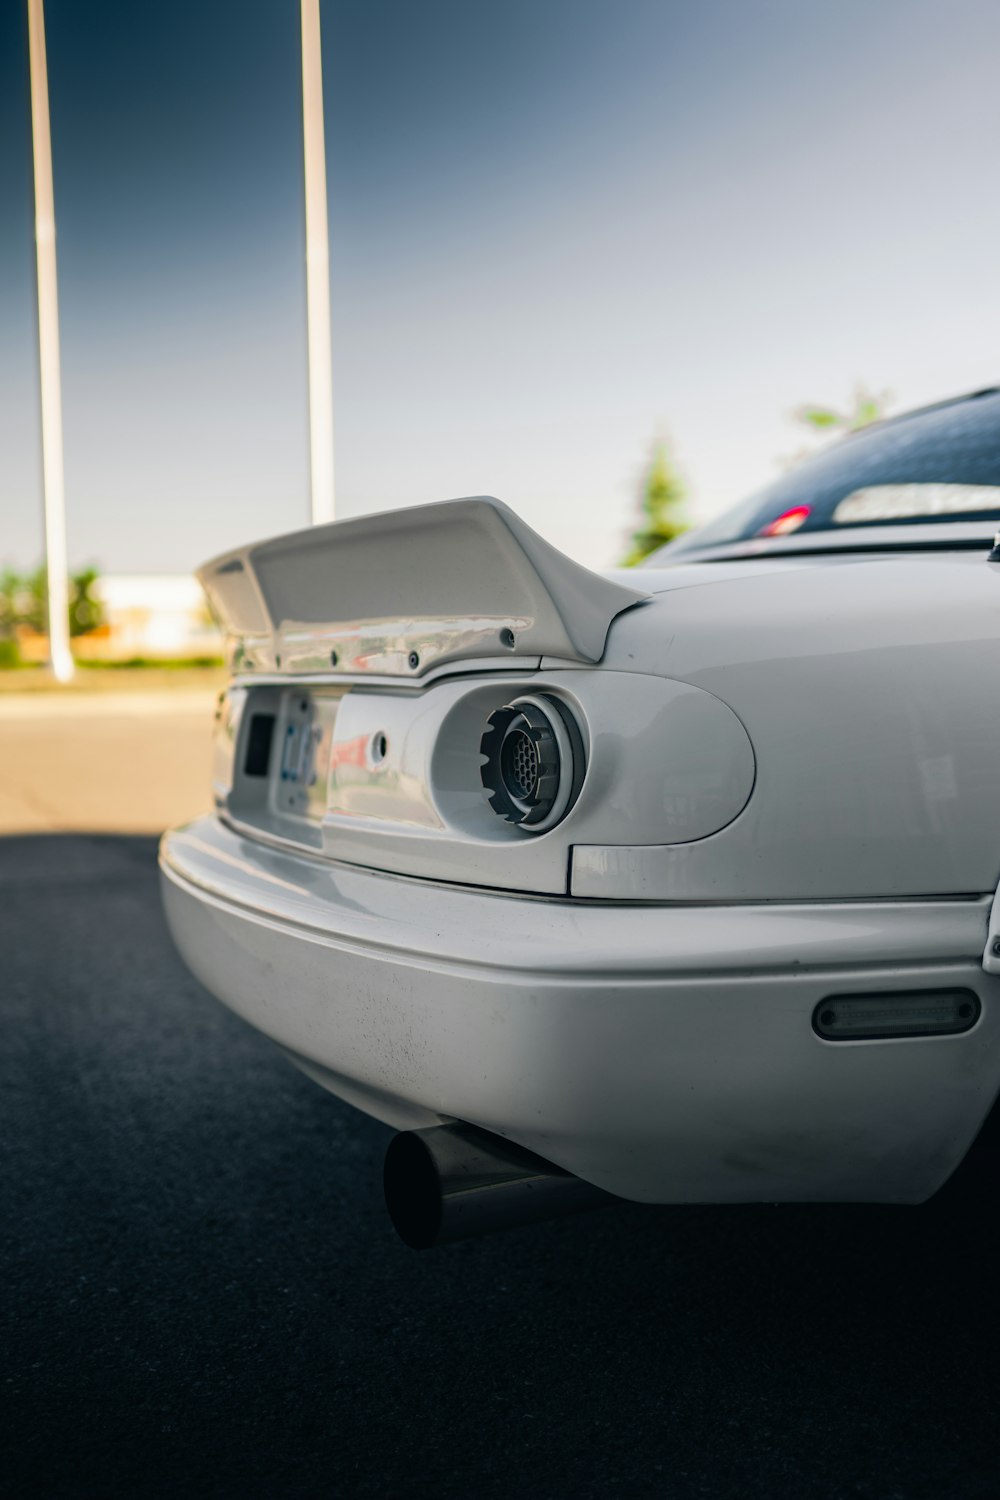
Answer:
[[198, 496, 648, 677]]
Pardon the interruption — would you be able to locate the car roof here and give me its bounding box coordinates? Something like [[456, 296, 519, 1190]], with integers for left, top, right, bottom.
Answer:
[[847, 385, 1000, 439]]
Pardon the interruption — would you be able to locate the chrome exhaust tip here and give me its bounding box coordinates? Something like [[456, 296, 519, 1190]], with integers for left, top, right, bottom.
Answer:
[[383, 1123, 614, 1249]]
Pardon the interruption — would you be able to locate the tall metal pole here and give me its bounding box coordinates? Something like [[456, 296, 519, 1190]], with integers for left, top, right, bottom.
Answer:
[[300, 0, 335, 525], [27, 0, 73, 681]]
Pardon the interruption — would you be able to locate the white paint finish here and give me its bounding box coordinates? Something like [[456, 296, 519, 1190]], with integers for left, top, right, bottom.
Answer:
[[162, 818, 992, 974], [198, 497, 647, 676], [294, 670, 753, 893], [164, 511, 1000, 1205], [211, 686, 244, 808], [326, 687, 445, 832], [200, 527, 1000, 902], [160, 819, 1000, 1204], [575, 552, 1000, 899], [210, 670, 756, 894]]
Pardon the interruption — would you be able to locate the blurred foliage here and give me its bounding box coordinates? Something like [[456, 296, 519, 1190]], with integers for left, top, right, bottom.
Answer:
[[78, 656, 224, 670], [0, 565, 105, 665], [22, 565, 105, 636], [793, 384, 891, 437], [71, 567, 105, 634], [622, 439, 688, 565]]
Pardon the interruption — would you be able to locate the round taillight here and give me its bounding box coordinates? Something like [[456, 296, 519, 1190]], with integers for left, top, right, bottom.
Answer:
[[479, 694, 582, 832]]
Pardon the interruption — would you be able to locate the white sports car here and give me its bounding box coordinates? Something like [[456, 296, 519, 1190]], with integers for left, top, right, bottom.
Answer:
[[161, 388, 1000, 1247]]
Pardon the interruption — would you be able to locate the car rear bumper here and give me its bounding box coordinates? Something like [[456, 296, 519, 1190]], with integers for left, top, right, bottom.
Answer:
[[159, 816, 1000, 1204]]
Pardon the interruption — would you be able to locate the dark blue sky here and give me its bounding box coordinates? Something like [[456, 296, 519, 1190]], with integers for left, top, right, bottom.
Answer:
[[2, 1, 999, 573]]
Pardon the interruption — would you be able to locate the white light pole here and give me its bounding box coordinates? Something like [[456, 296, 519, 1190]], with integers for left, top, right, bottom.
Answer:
[[27, 0, 73, 682], [300, 0, 335, 525]]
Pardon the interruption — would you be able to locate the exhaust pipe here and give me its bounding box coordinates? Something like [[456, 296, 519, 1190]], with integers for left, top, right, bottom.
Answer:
[[383, 1123, 614, 1249]]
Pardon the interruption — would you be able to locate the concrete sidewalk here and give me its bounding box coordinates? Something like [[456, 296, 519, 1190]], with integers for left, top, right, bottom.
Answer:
[[0, 665, 225, 694], [0, 688, 217, 833]]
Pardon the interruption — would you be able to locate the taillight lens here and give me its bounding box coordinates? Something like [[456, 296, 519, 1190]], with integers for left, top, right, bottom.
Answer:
[[480, 694, 583, 832]]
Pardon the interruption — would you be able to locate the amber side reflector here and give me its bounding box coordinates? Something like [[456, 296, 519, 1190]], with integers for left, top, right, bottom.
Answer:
[[814, 989, 980, 1041]]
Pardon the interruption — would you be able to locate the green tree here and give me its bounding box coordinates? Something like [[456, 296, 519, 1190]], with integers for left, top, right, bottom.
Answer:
[[623, 439, 687, 565], [0, 565, 104, 641], [68, 567, 104, 635], [0, 568, 19, 632], [0, 569, 22, 666]]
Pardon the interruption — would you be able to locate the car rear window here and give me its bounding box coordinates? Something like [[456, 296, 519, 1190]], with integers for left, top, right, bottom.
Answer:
[[657, 389, 1000, 557]]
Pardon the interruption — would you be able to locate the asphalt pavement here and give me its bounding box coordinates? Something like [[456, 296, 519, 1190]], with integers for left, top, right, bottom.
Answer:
[[3, 833, 1000, 1500]]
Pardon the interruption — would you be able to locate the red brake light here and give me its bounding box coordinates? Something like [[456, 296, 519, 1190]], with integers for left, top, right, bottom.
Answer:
[[759, 504, 811, 537]]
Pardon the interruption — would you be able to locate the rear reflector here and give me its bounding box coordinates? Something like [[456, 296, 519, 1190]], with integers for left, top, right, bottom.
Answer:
[[814, 989, 980, 1041]]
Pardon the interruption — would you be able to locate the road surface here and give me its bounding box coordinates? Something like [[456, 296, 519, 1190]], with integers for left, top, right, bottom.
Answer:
[[3, 833, 999, 1498]]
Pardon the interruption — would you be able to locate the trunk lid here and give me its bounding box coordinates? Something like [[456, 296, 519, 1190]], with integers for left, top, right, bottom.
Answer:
[[199, 496, 648, 678]]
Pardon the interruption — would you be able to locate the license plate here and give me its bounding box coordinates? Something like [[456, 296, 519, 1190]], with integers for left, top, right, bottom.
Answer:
[[272, 690, 343, 825]]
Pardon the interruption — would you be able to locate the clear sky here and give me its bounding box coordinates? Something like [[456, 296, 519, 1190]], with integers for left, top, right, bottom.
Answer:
[[1, 0, 999, 576]]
